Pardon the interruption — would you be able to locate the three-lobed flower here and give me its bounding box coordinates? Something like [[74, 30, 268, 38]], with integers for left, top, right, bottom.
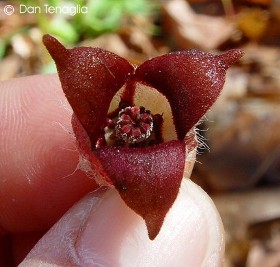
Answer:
[[43, 35, 243, 240]]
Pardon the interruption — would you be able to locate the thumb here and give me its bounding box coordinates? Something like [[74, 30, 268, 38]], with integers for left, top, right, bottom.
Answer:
[[19, 179, 224, 267]]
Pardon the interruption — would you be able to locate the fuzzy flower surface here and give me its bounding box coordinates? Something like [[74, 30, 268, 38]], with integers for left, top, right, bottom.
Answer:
[[43, 35, 243, 240]]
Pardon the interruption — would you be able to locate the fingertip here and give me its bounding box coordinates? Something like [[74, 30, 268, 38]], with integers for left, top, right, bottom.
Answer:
[[76, 179, 225, 267], [181, 179, 225, 267], [20, 179, 224, 267]]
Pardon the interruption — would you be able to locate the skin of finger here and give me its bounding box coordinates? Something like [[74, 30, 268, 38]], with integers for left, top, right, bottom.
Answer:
[[19, 179, 224, 267], [0, 75, 98, 234]]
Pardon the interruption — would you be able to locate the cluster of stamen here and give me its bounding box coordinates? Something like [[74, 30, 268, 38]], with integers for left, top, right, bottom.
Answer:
[[115, 106, 153, 144], [104, 106, 153, 146]]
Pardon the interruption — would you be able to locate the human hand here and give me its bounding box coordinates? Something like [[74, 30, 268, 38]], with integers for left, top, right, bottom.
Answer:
[[0, 75, 224, 267]]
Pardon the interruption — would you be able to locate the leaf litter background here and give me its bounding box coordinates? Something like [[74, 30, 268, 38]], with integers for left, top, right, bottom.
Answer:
[[1, 0, 280, 266]]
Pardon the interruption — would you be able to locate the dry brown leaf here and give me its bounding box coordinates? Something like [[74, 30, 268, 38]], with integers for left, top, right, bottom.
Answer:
[[237, 8, 269, 41], [162, 0, 235, 50]]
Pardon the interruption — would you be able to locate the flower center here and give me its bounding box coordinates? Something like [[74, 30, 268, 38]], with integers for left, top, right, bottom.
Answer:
[[115, 106, 153, 144], [102, 105, 161, 148]]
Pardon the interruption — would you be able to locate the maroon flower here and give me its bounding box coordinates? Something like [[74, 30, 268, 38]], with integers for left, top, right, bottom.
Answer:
[[43, 35, 243, 240]]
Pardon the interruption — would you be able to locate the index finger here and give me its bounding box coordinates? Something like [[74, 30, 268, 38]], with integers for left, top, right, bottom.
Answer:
[[0, 74, 98, 234]]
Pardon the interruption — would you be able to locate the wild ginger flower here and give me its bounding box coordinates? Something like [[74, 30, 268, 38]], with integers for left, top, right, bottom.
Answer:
[[43, 35, 243, 240]]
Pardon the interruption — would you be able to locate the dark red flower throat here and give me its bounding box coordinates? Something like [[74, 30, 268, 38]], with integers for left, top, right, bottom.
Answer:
[[43, 34, 243, 240]]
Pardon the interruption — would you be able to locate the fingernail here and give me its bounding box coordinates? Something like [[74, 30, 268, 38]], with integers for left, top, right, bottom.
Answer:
[[75, 180, 225, 267], [21, 181, 224, 267], [75, 188, 144, 266]]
